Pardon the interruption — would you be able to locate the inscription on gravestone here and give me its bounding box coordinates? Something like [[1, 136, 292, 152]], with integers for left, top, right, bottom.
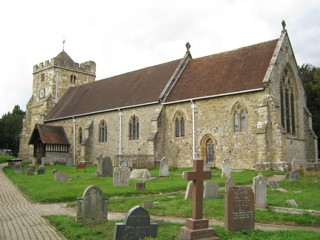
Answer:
[[224, 187, 254, 232], [114, 205, 158, 240]]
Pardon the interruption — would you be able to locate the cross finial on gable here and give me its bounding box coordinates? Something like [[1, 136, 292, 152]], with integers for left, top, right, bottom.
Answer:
[[281, 20, 286, 33], [186, 42, 191, 53], [62, 38, 66, 51]]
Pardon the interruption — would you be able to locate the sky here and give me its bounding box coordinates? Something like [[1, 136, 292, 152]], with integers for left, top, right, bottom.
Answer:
[[0, 0, 319, 117]]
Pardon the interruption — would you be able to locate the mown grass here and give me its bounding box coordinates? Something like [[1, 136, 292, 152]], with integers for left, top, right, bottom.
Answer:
[[0, 154, 14, 164], [46, 215, 320, 240]]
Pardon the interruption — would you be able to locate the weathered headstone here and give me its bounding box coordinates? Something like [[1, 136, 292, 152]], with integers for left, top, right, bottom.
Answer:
[[184, 181, 193, 200], [76, 185, 109, 223], [179, 160, 217, 240], [286, 199, 298, 208], [159, 157, 169, 177], [96, 156, 113, 177], [289, 170, 299, 180], [27, 166, 35, 175], [136, 182, 146, 190], [225, 176, 235, 192], [38, 166, 45, 174], [142, 201, 154, 209], [14, 162, 23, 174], [113, 165, 131, 186], [253, 173, 267, 209], [291, 158, 300, 171], [130, 169, 152, 180], [54, 172, 69, 182], [203, 181, 219, 199], [114, 205, 158, 240], [225, 187, 255, 232], [221, 159, 231, 178]]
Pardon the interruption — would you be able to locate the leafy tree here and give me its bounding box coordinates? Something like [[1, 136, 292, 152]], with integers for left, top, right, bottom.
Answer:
[[299, 64, 320, 157], [0, 105, 25, 155]]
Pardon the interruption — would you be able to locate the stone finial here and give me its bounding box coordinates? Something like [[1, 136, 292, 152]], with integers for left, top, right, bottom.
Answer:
[[186, 42, 191, 52], [282, 20, 286, 33]]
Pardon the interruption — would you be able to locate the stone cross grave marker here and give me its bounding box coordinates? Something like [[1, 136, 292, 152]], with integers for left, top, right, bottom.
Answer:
[[76, 185, 109, 223], [114, 205, 158, 240], [221, 159, 231, 178], [179, 159, 217, 239], [96, 156, 113, 177], [113, 165, 131, 186], [253, 173, 267, 208], [159, 157, 169, 177], [224, 186, 255, 232], [203, 181, 219, 199], [54, 172, 69, 182]]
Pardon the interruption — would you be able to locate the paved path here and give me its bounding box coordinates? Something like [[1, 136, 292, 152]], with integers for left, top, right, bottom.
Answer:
[[0, 163, 66, 240]]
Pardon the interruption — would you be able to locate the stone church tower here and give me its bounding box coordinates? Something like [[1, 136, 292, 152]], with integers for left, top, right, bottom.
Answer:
[[19, 50, 96, 160]]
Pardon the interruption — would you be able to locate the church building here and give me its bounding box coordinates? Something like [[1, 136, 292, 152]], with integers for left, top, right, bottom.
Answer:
[[19, 25, 318, 170]]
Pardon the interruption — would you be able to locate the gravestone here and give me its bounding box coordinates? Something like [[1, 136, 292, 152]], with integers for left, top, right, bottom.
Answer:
[[113, 165, 131, 186], [289, 170, 299, 180], [179, 160, 218, 240], [96, 156, 113, 177], [136, 182, 146, 190], [253, 173, 267, 209], [184, 181, 193, 200], [291, 158, 300, 171], [286, 199, 298, 208], [27, 166, 35, 175], [130, 169, 151, 180], [38, 166, 45, 174], [76, 185, 109, 223], [114, 205, 158, 240], [221, 159, 231, 178], [54, 172, 69, 182], [203, 181, 219, 199], [14, 162, 23, 174], [159, 157, 169, 177], [52, 169, 58, 174], [225, 176, 235, 192], [142, 201, 154, 208], [225, 187, 255, 232]]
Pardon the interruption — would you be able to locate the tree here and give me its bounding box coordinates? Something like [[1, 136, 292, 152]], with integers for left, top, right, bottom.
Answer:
[[299, 64, 320, 157], [0, 105, 25, 155]]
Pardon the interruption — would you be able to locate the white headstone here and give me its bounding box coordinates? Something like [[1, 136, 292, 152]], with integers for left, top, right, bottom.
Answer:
[[253, 173, 267, 209], [221, 159, 231, 178], [130, 169, 151, 180], [113, 165, 131, 186], [159, 157, 169, 177], [184, 181, 193, 199], [203, 181, 219, 199]]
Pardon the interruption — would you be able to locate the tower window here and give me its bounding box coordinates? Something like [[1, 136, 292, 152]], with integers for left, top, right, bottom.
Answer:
[[71, 75, 76, 84], [41, 73, 45, 82]]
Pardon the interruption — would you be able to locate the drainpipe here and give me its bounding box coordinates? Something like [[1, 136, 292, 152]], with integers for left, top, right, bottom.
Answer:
[[191, 101, 196, 160], [118, 110, 123, 157], [72, 117, 76, 165]]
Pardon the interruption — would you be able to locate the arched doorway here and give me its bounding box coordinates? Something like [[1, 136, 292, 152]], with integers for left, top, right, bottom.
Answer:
[[206, 139, 214, 164], [200, 135, 216, 166]]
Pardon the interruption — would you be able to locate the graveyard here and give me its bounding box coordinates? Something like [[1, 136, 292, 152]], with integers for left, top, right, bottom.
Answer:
[[2, 158, 320, 239]]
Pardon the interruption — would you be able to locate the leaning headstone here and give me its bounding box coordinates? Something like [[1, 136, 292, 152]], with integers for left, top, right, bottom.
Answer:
[[96, 156, 113, 177], [54, 172, 69, 182], [225, 176, 235, 192], [203, 181, 219, 199], [37, 166, 45, 174], [184, 181, 193, 199], [286, 199, 298, 208], [136, 182, 146, 190], [76, 185, 109, 223], [130, 169, 151, 180], [113, 165, 131, 186], [253, 173, 267, 209], [114, 206, 158, 240], [14, 162, 23, 174], [27, 166, 35, 175], [225, 187, 255, 232], [159, 157, 169, 177], [221, 159, 231, 178]]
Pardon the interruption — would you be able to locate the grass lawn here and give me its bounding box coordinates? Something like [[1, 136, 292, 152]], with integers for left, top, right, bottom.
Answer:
[[0, 154, 15, 164], [46, 215, 320, 240]]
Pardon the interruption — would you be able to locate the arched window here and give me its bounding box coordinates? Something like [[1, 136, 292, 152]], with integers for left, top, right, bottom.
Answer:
[[79, 127, 82, 144], [206, 139, 214, 163], [70, 75, 76, 84], [129, 115, 139, 140], [174, 111, 185, 137], [233, 104, 247, 133], [280, 67, 296, 135], [99, 120, 107, 142]]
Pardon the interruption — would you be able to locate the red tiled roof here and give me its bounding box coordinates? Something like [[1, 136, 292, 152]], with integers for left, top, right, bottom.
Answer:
[[29, 124, 70, 145], [164, 39, 278, 103], [45, 59, 181, 120]]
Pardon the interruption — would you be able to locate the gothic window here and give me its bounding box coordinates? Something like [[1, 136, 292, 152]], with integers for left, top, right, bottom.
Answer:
[[233, 104, 247, 133], [98, 120, 107, 142], [70, 75, 76, 84], [79, 127, 82, 144], [280, 67, 297, 135], [174, 111, 185, 137], [129, 115, 139, 140]]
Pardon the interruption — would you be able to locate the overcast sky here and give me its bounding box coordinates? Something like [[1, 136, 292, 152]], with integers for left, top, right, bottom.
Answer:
[[0, 0, 319, 117]]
